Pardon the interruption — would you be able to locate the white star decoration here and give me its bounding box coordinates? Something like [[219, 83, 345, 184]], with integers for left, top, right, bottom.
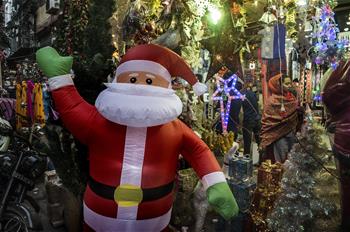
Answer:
[[212, 74, 245, 133]]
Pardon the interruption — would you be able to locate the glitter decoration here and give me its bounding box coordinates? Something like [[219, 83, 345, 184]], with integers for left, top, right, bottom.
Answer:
[[267, 119, 336, 231]]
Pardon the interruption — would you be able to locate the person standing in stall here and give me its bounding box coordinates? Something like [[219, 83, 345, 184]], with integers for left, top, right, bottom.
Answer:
[[241, 83, 261, 158], [260, 74, 298, 163], [323, 60, 350, 232]]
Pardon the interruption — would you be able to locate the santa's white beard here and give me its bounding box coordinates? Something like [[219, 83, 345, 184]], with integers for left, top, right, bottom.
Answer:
[[95, 83, 183, 127]]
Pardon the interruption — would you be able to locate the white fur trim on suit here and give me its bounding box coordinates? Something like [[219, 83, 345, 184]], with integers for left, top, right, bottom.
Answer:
[[84, 202, 172, 232], [193, 82, 207, 96], [48, 74, 74, 91], [115, 60, 171, 82], [117, 127, 147, 220], [201, 171, 226, 191]]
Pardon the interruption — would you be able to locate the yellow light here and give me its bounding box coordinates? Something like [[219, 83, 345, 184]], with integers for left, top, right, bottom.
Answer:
[[209, 7, 221, 25]]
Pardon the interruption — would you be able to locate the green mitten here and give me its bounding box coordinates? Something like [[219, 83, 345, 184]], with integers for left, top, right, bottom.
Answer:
[[207, 182, 239, 220], [36, 47, 73, 78]]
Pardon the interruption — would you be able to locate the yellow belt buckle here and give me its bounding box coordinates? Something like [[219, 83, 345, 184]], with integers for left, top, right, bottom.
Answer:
[[114, 184, 143, 207]]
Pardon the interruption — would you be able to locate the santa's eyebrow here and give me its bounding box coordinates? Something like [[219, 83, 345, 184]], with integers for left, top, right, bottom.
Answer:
[[146, 74, 156, 78], [129, 73, 139, 77]]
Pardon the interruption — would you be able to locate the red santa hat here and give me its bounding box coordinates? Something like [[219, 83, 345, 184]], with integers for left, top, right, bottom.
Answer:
[[115, 44, 207, 96]]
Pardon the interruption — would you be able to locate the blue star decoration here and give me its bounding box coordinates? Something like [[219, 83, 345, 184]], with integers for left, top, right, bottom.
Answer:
[[212, 74, 245, 133]]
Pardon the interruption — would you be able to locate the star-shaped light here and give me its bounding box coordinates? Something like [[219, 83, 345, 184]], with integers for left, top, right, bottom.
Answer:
[[212, 74, 245, 133]]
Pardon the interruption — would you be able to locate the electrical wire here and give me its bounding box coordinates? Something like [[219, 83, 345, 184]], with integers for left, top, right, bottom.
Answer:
[[275, 11, 284, 109], [295, 136, 340, 180]]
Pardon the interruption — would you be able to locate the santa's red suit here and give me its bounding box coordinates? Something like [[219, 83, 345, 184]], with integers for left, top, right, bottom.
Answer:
[[47, 45, 226, 231]]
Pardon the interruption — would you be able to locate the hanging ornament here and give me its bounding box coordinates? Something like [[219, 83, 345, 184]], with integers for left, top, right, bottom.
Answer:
[[259, 9, 277, 24], [231, 2, 241, 15], [212, 74, 245, 134]]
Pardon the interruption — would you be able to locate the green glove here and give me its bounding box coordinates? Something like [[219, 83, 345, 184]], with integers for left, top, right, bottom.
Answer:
[[207, 182, 239, 220], [36, 46, 73, 78]]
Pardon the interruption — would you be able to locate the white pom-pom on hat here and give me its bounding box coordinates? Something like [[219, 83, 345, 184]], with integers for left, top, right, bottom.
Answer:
[[193, 82, 207, 96]]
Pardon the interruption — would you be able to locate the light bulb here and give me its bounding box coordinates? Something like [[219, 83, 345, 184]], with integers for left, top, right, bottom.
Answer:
[[208, 7, 221, 25], [296, 0, 307, 6]]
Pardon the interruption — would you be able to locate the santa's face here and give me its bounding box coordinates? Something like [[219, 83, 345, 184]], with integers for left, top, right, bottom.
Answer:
[[95, 72, 183, 127], [117, 71, 170, 88]]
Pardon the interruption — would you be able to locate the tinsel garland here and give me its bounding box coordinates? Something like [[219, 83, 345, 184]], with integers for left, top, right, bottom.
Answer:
[[267, 121, 335, 231]]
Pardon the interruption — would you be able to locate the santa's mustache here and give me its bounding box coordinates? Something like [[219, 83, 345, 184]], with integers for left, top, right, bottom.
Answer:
[[95, 83, 183, 127]]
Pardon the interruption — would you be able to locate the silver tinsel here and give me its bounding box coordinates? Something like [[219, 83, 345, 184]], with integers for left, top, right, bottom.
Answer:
[[192, 182, 210, 232], [267, 122, 336, 232]]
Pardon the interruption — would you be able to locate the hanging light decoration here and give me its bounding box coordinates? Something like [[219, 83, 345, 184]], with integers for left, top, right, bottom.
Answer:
[[212, 74, 245, 133], [312, 4, 348, 69]]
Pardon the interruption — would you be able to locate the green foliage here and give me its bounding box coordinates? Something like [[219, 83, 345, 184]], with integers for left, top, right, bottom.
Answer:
[[54, 0, 116, 104], [84, 0, 116, 60], [54, 0, 89, 55]]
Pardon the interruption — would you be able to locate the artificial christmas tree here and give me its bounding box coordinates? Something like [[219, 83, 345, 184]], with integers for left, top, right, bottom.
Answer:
[[267, 121, 335, 231]]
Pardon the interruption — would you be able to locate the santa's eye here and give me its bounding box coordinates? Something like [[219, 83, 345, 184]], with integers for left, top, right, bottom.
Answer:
[[130, 77, 137, 83], [146, 78, 153, 85]]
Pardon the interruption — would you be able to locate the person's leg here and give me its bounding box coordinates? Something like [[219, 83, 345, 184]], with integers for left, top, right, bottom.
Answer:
[[285, 132, 296, 151], [253, 120, 261, 145], [335, 153, 350, 231], [273, 137, 289, 163], [273, 132, 295, 163], [243, 121, 253, 155]]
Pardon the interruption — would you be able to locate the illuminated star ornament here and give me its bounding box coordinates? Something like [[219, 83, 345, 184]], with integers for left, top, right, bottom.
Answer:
[[212, 74, 245, 133]]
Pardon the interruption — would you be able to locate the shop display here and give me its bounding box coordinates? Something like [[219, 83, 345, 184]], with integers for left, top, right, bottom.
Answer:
[[35, 44, 238, 231], [1, 0, 348, 231], [250, 160, 283, 231], [267, 120, 335, 231]]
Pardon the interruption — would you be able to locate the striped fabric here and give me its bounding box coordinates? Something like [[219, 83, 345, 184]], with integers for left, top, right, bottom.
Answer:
[[258, 24, 286, 59]]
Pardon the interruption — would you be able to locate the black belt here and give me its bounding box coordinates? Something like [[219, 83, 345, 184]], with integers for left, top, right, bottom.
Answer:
[[88, 177, 174, 202]]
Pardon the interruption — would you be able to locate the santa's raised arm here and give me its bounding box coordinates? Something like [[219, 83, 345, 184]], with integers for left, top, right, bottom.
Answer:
[[36, 44, 238, 232]]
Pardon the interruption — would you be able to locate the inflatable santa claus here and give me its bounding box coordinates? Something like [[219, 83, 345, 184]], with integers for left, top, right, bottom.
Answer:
[[36, 44, 238, 231]]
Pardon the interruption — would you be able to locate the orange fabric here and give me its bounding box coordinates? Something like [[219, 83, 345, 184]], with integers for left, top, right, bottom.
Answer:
[[52, 86, 221, 219]]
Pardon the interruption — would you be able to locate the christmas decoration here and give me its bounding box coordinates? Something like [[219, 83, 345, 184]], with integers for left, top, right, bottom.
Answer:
[[267, 122, 335, 231], [54, 0, 115, 104], [312, 4, 348, 69], [212, 73, 245, 133], [229, 180, 256, 212], [250, 160, 284, 231], [228, 154, 253, 182], [202, 130, 235, 155], [171, 168, 198, 228], [54, 0, 89, 55], [36, 45, 238, 231]]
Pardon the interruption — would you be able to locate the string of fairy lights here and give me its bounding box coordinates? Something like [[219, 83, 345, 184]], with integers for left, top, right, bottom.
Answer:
[[212, 74, 245, 133]]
